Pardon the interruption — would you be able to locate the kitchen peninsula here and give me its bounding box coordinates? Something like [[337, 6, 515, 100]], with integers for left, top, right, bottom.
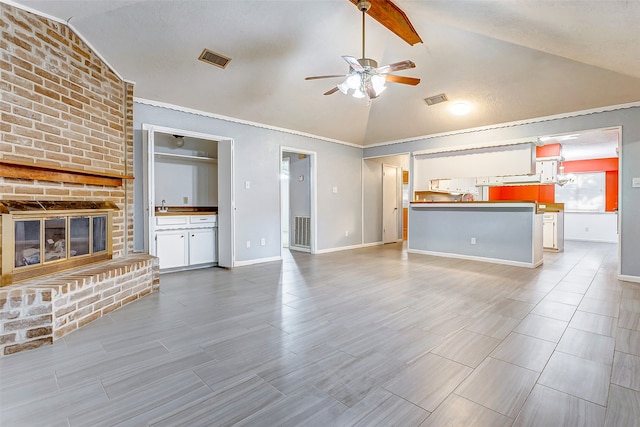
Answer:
[[408, 201, 543, 268]]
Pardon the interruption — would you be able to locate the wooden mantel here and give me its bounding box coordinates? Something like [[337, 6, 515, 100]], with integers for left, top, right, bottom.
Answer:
[[0, 159, 134, 187]]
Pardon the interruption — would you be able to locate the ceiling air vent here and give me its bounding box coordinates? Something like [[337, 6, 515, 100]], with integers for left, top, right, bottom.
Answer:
[[198, 49, 231, 69], [424, 93, 448, 106]]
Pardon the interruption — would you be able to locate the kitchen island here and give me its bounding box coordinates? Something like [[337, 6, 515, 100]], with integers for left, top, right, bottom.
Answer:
[[409, 201, 543, 268]]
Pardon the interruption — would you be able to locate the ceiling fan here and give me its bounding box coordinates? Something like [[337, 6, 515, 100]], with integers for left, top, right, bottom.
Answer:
[[305, 0, 421, 100]]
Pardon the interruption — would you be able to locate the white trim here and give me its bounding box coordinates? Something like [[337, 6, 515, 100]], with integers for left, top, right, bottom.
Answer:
[[565, 238, 618, 244], [2, 0, 131, 84], [407, 248, 542, 269], [135, 98, 361, 149], [413, 139, 534, 157], [234, 256, 282, 267], [368, 101, 640, 148], [618, 274, 640, 284], [289, 246, 311, 253], [315, 243, 369, 254]]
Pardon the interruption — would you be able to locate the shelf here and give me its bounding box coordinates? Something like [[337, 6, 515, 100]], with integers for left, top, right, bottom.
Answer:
[[0, 159, 133, 187], [154, 152, 217, 163]]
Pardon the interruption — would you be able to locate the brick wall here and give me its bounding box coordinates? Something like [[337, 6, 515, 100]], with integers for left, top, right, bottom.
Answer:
[[0, 3, 134, 255], [0, 254, 159, 356]]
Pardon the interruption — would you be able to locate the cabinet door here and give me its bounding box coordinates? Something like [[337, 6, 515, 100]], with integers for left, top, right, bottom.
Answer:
[[156, 230, 188, 269], [543, 220, 556, 249], [189, 228, 215, 265]]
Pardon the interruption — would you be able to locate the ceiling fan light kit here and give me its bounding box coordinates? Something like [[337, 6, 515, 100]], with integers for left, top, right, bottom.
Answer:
[[305, 0, 421, 101]]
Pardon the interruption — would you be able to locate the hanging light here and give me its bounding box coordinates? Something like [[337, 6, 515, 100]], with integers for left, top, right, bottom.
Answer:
[[556, 164, 571, 186], [370, 73, 386, 96]]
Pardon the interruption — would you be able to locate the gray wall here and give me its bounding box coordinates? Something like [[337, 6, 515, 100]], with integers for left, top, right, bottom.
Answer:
[[133, 102, 363, 262], [364, 106, 640, 278]]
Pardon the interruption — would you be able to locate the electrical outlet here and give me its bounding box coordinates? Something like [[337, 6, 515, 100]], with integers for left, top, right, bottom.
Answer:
[[260, 237, 265, 246], [246, 240, 251, 248], [245, 180, 251, 189], [332, 186, 338, 193], [471, 237, 476, 244], [183, 196, 189, 204], [345, 230, 349, 237]]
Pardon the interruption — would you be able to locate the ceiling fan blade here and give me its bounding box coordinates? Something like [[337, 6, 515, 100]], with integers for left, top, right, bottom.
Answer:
[[376, 60, 416, 74], [305, 74, 347, 81], [385, 75, 421, 86], [348, 0, 422, 46], [342, 56, 364, 72], [324, 87, 340, 95]]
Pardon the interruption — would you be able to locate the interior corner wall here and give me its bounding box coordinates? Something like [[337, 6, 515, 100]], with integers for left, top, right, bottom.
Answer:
[[363, 107, 640, 278], [133, 102, 363, 260]]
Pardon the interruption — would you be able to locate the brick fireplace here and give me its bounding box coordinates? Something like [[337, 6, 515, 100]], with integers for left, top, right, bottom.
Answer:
[[0, 4, 158, 355]]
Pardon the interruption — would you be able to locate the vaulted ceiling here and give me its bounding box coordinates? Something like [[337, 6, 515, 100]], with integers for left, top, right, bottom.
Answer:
[[9, 0, 640, 146]]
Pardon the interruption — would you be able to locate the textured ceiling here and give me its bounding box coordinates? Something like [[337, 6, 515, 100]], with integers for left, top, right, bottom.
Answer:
[[7, 0, 640, 146]]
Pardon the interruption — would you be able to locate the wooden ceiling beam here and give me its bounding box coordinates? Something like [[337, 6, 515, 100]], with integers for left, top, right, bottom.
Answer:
[[349, 0, 423, 46]]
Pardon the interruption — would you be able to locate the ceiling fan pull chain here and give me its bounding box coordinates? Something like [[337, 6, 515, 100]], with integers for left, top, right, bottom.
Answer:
[[362, 8, 366, 59]]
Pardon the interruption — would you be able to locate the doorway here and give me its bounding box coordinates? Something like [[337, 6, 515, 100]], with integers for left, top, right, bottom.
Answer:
[[280, 147, 317, 255], [382, 164, 400, 243]]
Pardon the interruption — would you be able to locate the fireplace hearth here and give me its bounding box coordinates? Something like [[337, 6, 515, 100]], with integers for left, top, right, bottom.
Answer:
[[1, 201, 117, 286]]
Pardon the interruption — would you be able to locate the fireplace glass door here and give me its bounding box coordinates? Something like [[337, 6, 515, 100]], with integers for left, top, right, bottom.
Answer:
[[15, 220, 41, 267], [93, 215, 107, 253], [45, 217, 67, 262], [70, 216, 90, 257]]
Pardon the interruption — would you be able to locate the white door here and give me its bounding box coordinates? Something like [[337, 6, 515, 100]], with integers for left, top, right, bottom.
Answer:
[[382, 164, 399, 243], [156, 230, 188, 269], [189, 228, 215, 265]]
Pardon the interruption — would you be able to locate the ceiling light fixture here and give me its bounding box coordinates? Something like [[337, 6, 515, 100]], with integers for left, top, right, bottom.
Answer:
[[450, 102, 471, 116], [173, 135, 185, 147]]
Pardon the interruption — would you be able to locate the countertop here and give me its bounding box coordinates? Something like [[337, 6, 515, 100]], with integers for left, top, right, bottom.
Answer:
[[154, 206, 217, 216]]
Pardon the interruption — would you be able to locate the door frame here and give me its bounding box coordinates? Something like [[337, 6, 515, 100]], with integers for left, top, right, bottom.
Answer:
[[142, 123, 236, 267], [279, 146, 317, 256]]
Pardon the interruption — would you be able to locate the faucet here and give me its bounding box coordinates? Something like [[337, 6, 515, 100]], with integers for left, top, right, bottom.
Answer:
[[159, 199, 168, 212], [460, 193, 474, 202]]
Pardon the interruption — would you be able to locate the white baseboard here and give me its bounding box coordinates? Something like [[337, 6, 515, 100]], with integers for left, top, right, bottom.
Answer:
[[618, 274, 640, 284], [565, 238, 618, 244], [315, 243, 368, 254], [407, 248, 542, 269], [234, 256, 282, 267]]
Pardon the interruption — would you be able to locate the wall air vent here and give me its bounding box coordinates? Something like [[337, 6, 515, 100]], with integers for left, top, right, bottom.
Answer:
[[198, 49, 231, 69], [425, 93, 448, 106]]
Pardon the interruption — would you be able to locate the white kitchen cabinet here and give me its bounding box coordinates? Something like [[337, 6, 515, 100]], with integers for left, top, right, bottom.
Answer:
[[542, 211, 564, 251], [189, 228, 216, 265], [536, 160, 558, 184], [154, 214, 218, 270], [156, 230, 188, 269]]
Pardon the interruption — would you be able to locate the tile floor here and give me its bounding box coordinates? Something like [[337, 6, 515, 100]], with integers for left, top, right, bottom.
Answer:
[[1, 241, 639, 426]]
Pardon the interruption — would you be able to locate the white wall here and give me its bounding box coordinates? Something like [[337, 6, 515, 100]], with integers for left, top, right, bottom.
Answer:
[[565, 212, 618, 243], [133, 101, 363, 262]]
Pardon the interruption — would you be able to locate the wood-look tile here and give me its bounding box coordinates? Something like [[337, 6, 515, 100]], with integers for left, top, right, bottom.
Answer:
[[513, 384, 606, 427], [554, 280, 592, 294], [507, 288, 547, 304], [578, 297, 620, 318], [69, 371, 213, 427], [384, 353, 472, 412], [611, 351, 640, 391], [455, 357, 538, 418], [604, 384, 640, 427], [570, 310, 617, 337], [432, 329, 501, 368], [234, 386, 347, 427], [148, 375, 284, 426], [0, 373, 58, 409], [618, 310, 640, 331], [465, 312, 521, 340], [486, 298, 536, 320], [530, 300, 577, 321], [421, 393, 512, 427], [490, 332, 556, 372], [544, 289, 584, 306], [538, 351, 611, 405], [616, 327, 640, 356], [556, 327, 616, 365], [337, 387, 430, 427], [513, 313, 568, 343]]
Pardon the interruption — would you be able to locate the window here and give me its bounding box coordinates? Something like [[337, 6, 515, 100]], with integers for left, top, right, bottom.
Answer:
[[555, 172, 605, 212]]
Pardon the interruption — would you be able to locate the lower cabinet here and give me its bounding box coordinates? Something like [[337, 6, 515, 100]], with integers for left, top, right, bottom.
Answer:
[[155, 214, 218, 270], [542, 212, 564, 251], [156, 230, 188, 269]]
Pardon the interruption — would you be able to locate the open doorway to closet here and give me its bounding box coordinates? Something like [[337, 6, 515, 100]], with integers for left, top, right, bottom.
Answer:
[[280, 147, 317, 255]]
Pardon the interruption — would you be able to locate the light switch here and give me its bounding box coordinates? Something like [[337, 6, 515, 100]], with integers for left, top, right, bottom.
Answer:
[[633, 177, 640, 188], [245, 180, 250, 189], [332, 186, 338, 193]]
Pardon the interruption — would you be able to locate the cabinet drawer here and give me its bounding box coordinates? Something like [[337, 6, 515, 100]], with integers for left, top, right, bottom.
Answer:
[[189, 215, 217, 225], [156, 216, 188, 226]]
